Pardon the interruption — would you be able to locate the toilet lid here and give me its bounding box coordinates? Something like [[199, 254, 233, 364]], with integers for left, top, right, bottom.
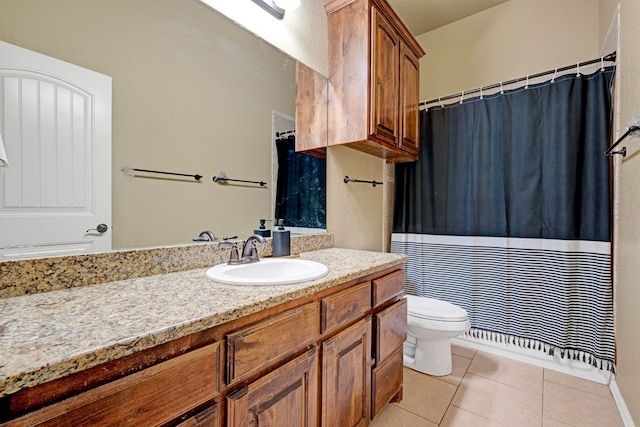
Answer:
[[406, 295, 469, 322]]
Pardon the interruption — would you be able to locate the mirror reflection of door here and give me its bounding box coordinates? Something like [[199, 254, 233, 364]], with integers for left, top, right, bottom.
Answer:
[[0, 41, 112, 260]]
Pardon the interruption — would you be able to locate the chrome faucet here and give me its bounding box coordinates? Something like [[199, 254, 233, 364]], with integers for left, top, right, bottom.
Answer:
[[222, 234, 267, 265], [193, 231, 217, 242], [240, 234, 267, 262]]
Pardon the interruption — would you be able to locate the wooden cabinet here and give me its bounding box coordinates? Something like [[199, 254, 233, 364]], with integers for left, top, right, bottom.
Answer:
[[321, 317, 372, 427], [321, 281, 371, 334], [399, 42, 421, 155], [3, 342, 221, 427], [371, 271, 407, 419], [226, 348, 318, 427], [372, 347, 404, 418], [2, 266, 406, 427], [226, 302, 318, 386], [374, 298, 407, 363], [371, 6, 399, 147], [372, 269, 404, 307], [325, 0, 425, 163], [372, 299, 407, 417], [295, 62, 328, 157]]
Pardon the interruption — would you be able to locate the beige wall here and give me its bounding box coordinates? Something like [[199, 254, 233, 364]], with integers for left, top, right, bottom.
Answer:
[[613, 0, 640, 421], [599, 0, 619, 51], [417, 0, 600, 101], [202, 0, 329, 76], [327, 146, 385, 251], [0, 0, 296, 249]]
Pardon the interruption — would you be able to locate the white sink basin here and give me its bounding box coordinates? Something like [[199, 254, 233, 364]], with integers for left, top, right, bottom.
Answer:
[[206, 258, 329, 286]]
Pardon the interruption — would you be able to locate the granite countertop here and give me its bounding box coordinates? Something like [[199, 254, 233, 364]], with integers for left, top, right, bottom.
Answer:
[[0, 248, 407, 398]]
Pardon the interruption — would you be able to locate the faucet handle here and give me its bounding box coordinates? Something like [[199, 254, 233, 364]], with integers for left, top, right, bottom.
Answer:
[[248, 245, 259, 262], [220, 241, 241, 264], [241, 235, 267, 263]]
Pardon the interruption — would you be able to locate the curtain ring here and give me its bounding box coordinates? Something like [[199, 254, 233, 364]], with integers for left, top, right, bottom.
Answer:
[[460, 90, 464, 104], [438, 96, 444, 108], [600, 56, 605, 72], [525, 75, 529, 89], [576, 62, 581, 77], [552, 68, 558, 83], [480, 86, 484, 100], [500, 82, 504, 94]]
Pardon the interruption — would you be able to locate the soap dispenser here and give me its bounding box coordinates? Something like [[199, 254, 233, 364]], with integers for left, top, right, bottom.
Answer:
[[272, 219, 290, 257], [253, 218, 271, 238]]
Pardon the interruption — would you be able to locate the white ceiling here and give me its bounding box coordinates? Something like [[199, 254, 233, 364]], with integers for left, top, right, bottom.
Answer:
[[387, 0, 511, 36]]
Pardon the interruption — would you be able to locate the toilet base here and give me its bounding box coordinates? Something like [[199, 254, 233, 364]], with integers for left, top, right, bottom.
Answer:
[[403, 337, 453, 376]]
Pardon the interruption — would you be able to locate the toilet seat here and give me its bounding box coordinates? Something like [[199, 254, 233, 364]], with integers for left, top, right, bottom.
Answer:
[[406, 295, 468, 322]]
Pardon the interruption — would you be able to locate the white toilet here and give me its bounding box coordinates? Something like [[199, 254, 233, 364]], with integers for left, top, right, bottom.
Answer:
[[403, 295, 471, 376]]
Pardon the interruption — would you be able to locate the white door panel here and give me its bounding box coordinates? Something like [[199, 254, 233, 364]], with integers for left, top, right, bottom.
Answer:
[[0, 41, 111, 259]]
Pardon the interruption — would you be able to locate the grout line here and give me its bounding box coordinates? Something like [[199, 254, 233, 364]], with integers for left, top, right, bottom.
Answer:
[[541, 371, 546, 427], [387, 348, 623, 427]]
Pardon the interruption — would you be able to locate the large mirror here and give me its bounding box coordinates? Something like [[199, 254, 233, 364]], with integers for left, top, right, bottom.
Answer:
[[0, 0, 326, 255]]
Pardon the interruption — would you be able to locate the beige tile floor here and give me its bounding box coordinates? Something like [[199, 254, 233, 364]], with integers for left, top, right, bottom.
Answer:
[[371, 345, 624, 427]]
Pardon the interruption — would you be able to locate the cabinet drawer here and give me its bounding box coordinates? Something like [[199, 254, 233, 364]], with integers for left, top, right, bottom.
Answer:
[[375, 298, 407, 364], [372, 270, 404, 307], [6, 342, 221, 427], [321, 281, 371, 334], [372, 347, 403, 418], [227, 302, 318, 385]]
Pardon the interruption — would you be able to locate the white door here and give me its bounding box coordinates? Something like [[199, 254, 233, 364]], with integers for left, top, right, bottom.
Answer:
[[0, 41, 112, 260]]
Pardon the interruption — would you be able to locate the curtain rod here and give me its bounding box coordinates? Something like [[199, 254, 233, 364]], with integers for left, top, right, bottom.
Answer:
[[420, 52, 616, 108], [276, 129, 295, 138]]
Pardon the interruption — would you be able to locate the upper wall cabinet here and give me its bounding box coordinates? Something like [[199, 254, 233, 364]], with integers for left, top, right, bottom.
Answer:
[[295, 62, 328, 158], [325, 0, 425, 163]]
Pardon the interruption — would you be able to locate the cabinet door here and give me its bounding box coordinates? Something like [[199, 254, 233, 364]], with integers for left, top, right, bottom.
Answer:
[[296, 61, 328, 156], [226, 348, 319, 427], [375, 298, 407, 363], [399, 41, 421, 155], [322, 317, 372, 427], [370, 6, 399, 146], [371, 348, 403, 418]]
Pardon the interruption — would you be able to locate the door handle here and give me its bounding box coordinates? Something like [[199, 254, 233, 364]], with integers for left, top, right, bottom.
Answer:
[[87, 224, 108, 233]]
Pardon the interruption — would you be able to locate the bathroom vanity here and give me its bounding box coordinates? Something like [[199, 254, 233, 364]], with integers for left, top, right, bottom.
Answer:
[[0, 248, 407, 426]]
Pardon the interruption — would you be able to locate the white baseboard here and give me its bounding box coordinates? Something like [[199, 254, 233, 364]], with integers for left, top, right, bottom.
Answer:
[[609, 378, 637, 427], [451, 335, 612, 384]]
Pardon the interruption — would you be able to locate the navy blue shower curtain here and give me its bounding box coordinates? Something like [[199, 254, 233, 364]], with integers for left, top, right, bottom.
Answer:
[[391, 67, 616, 370], [394, 68, 614, 241]]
